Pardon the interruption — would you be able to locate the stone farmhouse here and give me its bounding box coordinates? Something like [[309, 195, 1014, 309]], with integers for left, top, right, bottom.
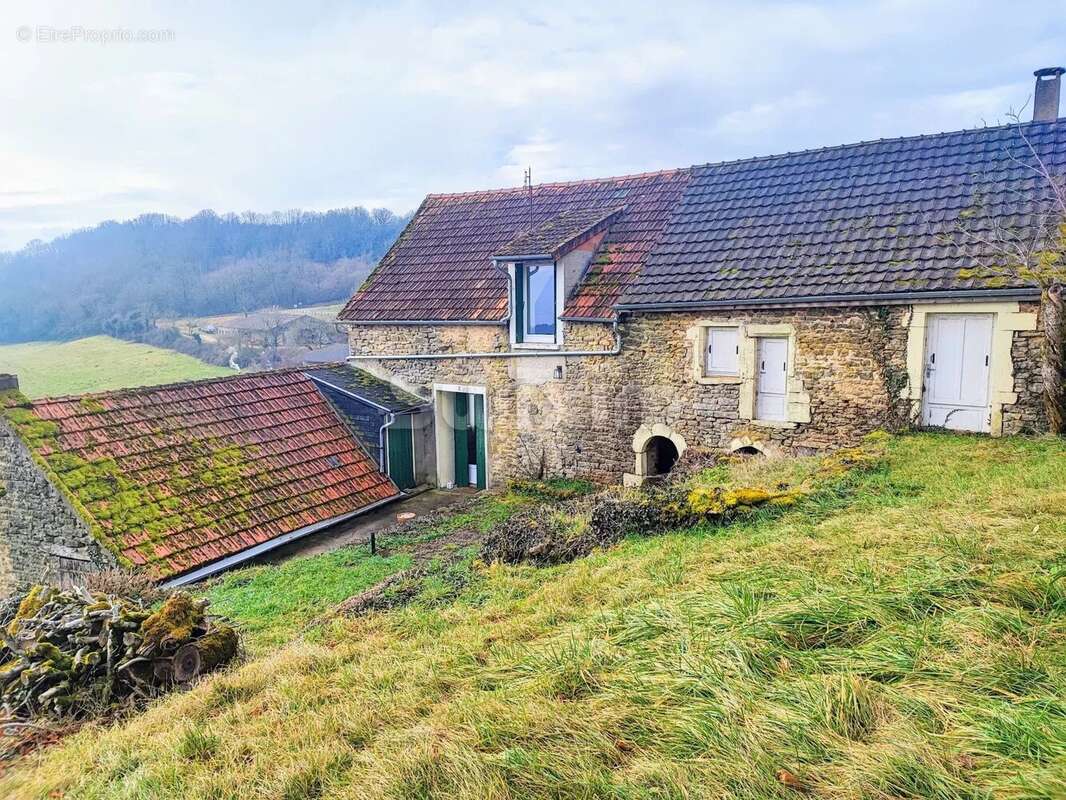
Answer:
[[213, 311, 337, 350], [2, 69, 1064, 592], [338, 70, 1066, 489]]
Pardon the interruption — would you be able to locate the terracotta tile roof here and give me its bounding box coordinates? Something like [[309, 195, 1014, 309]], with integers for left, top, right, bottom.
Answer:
[[9, 370, 398, 579], [493, 206, 624, 260], [621, 120, 1066, 307], [338, 169, 693, 322], [339, 121, 1065, 321]]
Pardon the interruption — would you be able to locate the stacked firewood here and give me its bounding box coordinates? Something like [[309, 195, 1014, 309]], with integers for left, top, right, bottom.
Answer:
[[0, 586, 237, 720]]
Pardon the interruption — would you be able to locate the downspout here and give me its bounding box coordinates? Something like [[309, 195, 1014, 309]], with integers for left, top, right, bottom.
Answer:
[[490, 257, 514, 331], [378, 411, 397, 478]]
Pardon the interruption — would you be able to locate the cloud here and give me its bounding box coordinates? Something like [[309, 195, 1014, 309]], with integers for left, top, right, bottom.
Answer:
[[0, 0, 1062, 251], [711, 90, 826, 138]]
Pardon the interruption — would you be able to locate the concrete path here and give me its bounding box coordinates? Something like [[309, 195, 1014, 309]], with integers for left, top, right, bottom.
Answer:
[[258, 487, 477, 565]]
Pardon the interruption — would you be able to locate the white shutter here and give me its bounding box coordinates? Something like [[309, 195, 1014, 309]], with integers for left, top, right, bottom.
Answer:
[[706, 327, 739, 375]]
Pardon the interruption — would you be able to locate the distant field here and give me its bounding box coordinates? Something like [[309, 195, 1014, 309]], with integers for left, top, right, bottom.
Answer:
[[161, 300, 348, 335], [0, 336, 233, 398]]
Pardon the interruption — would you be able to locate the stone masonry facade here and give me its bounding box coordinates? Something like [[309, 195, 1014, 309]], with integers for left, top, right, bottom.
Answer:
[[349, 303, 1046, 487], [1003, 301, 1046, 435], [0, 420, 115, 595]]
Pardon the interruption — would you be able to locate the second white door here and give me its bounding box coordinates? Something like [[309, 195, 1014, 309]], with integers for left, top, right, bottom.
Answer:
[[756, 337, 788, 421], [922, 314, 993, 432]]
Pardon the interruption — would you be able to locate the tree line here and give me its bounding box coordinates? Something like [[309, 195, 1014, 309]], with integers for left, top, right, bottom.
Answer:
[[0, 208, 408, 343]]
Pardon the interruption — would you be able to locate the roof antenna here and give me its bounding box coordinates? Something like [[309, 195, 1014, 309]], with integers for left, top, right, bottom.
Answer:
[[523, 166, 534, 231]]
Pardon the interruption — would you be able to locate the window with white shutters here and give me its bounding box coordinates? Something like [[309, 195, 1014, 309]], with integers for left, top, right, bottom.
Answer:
[[705, 327, 740, 376]]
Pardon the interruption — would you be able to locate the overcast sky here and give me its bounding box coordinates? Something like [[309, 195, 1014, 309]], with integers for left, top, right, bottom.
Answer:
[[1, 0, 1063, 252]]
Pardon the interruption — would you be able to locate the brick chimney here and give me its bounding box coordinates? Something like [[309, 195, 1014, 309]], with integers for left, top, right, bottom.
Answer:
[[0, 374, 19, 392], [1033, 67, 1065, 122]]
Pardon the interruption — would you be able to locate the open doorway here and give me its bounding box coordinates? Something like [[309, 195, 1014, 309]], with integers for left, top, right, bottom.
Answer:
[[434, 386, 488, 490]]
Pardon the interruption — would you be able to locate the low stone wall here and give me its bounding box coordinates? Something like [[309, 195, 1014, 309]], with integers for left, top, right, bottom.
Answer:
[[0, 421, 114, 595]]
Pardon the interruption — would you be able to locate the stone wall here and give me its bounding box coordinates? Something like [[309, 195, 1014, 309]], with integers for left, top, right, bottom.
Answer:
[[0, 420, 114, 595], [1002, 301, 1047, 435], [349, 306, 922, 485]]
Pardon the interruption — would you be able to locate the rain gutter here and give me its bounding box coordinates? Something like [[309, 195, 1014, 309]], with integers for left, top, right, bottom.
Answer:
[[345, 257, 622, 360], [337, 319, 506, 326], [614, 288, 1041, 312], [346, 319, 623, 361], [161, 493, 403, 588]]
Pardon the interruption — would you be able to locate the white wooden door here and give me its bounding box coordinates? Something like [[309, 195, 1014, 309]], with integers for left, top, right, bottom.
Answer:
[[922, 314, 993, 432], [755, 337, 788, 421]]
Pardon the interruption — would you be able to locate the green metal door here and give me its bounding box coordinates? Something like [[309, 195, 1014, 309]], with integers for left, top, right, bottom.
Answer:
[[473, 394, 487, 490], [452, 393, 470, 487], [386, 417, 416, 491]]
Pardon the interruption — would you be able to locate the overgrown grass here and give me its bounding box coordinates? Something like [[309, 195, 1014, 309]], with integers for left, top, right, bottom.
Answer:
[[5, 433, 1066, 799], [201, 547, 411, 653], [0, 336, 231, 398], [200, 491, 538, 652]]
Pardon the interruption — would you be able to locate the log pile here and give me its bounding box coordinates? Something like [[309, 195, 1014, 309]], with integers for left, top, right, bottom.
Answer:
[[0, 586, 238, 720]]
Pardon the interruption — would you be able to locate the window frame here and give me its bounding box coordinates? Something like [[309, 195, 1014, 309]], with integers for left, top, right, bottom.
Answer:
[[704, 325, 740, 377], [513, 260, 559, 346], [690, 322, 744, 385]]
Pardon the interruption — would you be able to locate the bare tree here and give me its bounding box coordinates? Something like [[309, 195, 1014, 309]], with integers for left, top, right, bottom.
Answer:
[[295, 323, 333, 350], [952, 113, 1066, 433], [258, 311, 291, 368]]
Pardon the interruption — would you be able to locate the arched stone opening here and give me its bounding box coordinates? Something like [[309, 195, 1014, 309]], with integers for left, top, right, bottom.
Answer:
[[624, 423, 688, 486], [728, 435, 782, 459], [645, 436, 680, 476]]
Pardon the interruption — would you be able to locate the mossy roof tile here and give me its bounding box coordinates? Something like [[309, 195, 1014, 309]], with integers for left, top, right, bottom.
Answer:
[[15, 369, 399, 580]]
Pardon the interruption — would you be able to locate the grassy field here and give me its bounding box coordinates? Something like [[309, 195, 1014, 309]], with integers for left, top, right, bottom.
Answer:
[[161, 301, 349, 337], [3, 434, 1066, 798], [0, 336, 232, 398], [201, 491, 541, 655]]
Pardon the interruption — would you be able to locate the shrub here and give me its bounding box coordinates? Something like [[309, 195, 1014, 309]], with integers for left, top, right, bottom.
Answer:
[[483, 437, 886, 568], [85, 568, 171, 605]]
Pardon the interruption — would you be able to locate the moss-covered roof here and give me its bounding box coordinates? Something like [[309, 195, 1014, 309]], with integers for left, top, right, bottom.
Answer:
[[1, 370, 398, 579], [303, 365, 427, 412], [492, 206, 624, 260]]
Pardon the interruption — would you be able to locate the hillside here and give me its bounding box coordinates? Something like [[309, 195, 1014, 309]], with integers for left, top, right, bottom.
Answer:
[[2, 434, 1065, 798], [0, 336, 232, 398], [0, 208, 407, 343]]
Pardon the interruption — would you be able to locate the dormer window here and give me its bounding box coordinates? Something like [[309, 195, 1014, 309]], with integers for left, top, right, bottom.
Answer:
[[514, 261, 558, 344], [495, 206, 625, 348]]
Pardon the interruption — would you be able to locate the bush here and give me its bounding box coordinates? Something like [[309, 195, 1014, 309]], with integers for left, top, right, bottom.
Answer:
[[483, 437, 887, 568], [85, 568, 171, 605], [482, 499, 594, 566]]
